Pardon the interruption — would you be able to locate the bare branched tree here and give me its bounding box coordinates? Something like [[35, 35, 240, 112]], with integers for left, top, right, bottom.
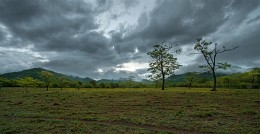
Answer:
[[194, 38, 239, 91]]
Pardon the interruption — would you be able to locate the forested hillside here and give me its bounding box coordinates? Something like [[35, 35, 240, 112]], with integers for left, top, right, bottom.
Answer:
[[0, 68, 93, 82], [0, 67, 259, 89]]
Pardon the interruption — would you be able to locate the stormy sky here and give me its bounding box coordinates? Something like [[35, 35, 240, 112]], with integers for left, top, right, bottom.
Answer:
[[0, 0, 259, 80]]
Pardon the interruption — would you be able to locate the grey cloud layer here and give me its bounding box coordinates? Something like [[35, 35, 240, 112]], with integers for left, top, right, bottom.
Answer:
[[0, 0, 259, 79]]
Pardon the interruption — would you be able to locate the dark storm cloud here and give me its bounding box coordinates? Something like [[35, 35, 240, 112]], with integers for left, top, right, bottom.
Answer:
[[0, 49, 47, 73], [0, 0, 259, 79], [95, 0, 139, 23], [0, 0, 100, 50], [112, 0, 231, 55], [192, 0, 260, 70], [247, 15, 260, 24], [0, 28, 5, 41], [229, 0, 260, 25], [112, 0, 260, 72], [42, 31, 110, 53], [218, 27, 260, 66], [114, 0, 259, 49], [42, 57, 96, 77], [0, 0, 118, 76], [0, 0, 140, 55], [95, 0, 139, 12]]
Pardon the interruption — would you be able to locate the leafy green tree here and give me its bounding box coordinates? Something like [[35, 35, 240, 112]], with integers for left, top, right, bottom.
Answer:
[[0, 77, 5, 89], [0, 73, 1, 89], [83, 83, 93, 88], [109, 83, 119, 88], [57, 76, 67, 90], [69, 81, 78, 88], [242, 68, 260, 89], [90, 80, 97, 88], [194, 38, 238, 91], [219, 76, 231, 88], [249, 68, 260, 89], [147, 42, 182, 90], [77, 81, 82, 90], [17, 77, 38, 92], [40, 71, 53, 91], [99, 82, 106, 88], [185, 72, 198, 89], [0, 77, 13, 87]]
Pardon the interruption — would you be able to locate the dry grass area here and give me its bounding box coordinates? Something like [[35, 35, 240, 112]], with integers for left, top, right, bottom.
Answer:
[[0, 87, 259, 133]]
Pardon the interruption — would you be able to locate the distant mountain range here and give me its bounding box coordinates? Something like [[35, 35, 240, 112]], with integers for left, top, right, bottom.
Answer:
[[0, 68, 93, 82], [0, 67, 228, 83], [167, 72, 227, 83]]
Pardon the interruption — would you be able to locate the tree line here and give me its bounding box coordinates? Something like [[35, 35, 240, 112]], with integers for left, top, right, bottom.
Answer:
[[0, 72, 153, 91], [167, 68, 260, 89], [0, 68, 259, 91]]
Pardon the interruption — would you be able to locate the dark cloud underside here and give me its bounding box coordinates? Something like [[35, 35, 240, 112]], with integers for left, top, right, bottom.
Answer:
[[0, 0, 259, 79]]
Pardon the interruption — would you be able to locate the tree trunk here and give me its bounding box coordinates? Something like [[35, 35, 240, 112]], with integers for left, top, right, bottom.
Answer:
[[188, 83, 191, 89], [46, 81, 49, 91], [160, 59, 165, 90], [211, 69, 217, 91], [251, 75, 255, 89], [162, 74, 165, 90]]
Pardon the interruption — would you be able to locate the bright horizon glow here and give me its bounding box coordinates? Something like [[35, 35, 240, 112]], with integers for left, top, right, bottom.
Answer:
[[114, 62, 149, 72]]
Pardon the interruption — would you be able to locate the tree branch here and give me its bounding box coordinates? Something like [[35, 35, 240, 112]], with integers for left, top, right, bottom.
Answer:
[[217, 46, 239, 54]]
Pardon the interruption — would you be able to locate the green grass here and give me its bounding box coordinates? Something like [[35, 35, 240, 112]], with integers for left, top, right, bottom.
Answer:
[[0, 87, 259, 133]]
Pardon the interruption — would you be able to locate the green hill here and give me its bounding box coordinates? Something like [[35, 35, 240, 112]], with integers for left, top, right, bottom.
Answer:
[[167, 72, 227, 83], [0, 68, 94, 82]]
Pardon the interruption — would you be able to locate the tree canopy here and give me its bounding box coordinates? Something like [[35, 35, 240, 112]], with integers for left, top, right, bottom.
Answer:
[[17, 77, 38, 92], [40, 71, 53, 91], [147, 42, 182, 90]]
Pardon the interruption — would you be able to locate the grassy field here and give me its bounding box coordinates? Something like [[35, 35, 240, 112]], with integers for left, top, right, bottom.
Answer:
[[0, 87, 259, 134]]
